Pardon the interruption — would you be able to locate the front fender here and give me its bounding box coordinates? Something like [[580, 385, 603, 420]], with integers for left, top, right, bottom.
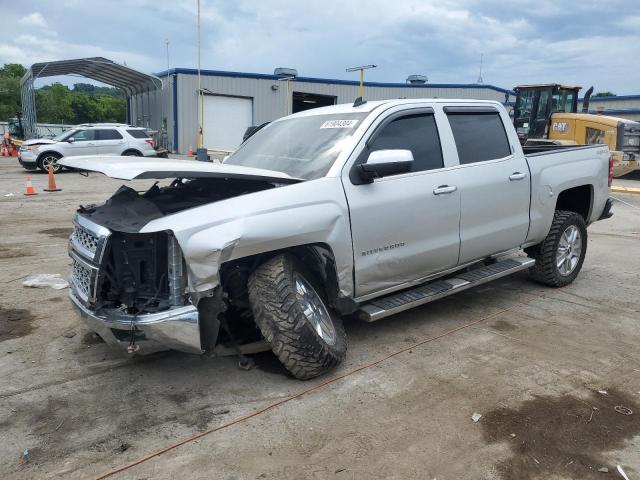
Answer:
[[140, 177, 355, 297]]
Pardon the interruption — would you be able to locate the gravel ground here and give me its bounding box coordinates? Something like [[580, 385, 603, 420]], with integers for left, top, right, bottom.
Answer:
[[1, 157, 639, 480]]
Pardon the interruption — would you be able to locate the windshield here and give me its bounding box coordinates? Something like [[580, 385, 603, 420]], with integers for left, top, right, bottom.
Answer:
[[54, 129, 77, 141], [224, 113, 368, 180]]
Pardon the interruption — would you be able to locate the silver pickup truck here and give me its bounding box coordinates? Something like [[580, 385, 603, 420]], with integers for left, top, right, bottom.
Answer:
[[60, 99, 614, 379]]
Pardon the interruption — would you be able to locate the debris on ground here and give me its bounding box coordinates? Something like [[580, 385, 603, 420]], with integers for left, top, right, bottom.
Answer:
[[4, 193, 14, 197], [617, 465, 630, 480], [597, 467, 609, 473], [598, 390, 608, 395], [22, 274, 68, 290], [21, 449, 30, 464], [471, 413, 482, 423], [62, 330, 76, 339], [614, 406, 633, 416]]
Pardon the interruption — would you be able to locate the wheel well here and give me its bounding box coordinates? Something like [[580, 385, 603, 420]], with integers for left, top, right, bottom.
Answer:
[[555, 185, 592, 220], [36, 151, 62, 164], [122, 149, 142, 156], [219, 243, 349, 315]]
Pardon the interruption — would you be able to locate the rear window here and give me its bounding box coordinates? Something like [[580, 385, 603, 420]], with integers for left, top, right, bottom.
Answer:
[[447, 112, 511, 164], [127, 129, 150, 139], [96, 129, 123, 140]]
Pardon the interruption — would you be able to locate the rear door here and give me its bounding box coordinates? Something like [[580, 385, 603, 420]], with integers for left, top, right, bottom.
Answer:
[[95, 129, 126, 155], [343, 107, 461, 298], [445, 106, 530, 263]]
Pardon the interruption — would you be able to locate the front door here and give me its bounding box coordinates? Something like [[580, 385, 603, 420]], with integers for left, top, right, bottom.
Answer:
[[343, 110, 461, 298], [64, 129, 98, 156], [445, 108, 530, 263]]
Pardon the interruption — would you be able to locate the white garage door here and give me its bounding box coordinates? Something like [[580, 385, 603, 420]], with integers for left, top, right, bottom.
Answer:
[[203, 95, 253, 152]]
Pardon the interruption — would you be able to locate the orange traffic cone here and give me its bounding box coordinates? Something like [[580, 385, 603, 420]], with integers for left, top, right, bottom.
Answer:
[[187, 146, 193, 156], [24, 176, 37, 196], [44, 164, 61, 192]]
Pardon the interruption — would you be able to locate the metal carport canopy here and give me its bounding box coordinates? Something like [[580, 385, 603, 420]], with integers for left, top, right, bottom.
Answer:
[[20, 57, 162, 139], [22, 57, 162, 94]]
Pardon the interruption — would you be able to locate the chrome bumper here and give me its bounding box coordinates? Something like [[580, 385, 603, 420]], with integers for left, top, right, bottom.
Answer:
[[69, 292, 203, 355]]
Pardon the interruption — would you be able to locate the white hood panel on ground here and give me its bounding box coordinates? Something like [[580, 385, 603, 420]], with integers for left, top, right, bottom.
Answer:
[[58, 156, 303, 183]]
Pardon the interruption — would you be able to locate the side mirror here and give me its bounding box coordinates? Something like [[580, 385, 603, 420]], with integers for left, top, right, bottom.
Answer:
[[66, 137, 75, 143], [358, 149, 413, 182]]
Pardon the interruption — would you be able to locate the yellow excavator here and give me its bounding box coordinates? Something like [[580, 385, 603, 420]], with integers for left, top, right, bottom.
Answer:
[[513, 84, 640, 176]]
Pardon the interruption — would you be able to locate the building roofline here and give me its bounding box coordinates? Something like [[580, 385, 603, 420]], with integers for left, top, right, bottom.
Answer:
[[579, 95, 640, 101], [155, 67, 515, 95], [586, 108, 640, 115]]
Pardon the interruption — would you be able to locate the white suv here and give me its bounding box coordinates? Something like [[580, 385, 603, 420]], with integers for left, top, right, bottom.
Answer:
[[18, 123, 157, 173]]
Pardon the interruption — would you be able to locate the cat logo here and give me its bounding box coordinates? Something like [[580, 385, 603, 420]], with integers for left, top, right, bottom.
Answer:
[[552, 122, 569, 133]]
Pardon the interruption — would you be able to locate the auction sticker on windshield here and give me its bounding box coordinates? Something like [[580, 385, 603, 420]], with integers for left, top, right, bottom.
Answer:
[[320, 119, 359, 129]]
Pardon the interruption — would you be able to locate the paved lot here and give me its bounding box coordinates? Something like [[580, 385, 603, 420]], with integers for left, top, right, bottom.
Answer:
[[1, 158, 639, 480]]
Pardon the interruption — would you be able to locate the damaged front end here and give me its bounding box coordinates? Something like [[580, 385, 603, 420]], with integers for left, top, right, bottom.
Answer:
[[67, 176, 279, 355], [68, 214, 202, 354]]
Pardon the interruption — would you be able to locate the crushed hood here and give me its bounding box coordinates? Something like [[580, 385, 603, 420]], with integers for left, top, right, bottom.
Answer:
[[22, 138, 57, 146], [58, 156, 303, 183]]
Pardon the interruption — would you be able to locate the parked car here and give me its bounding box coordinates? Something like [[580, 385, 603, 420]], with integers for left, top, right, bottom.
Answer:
[[60, 99, 613, 380], [18, 123, 156, 173]]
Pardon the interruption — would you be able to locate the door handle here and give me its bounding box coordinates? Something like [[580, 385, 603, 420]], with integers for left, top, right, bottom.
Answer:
[[433, 185, 458, 195], [509, 172, 526, 181]]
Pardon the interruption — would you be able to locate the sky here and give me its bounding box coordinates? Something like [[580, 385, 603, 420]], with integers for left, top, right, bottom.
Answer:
[[1, 0, 639, 94]]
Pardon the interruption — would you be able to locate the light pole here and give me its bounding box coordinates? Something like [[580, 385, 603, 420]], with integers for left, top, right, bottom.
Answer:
[[196, 0, 203, 150], [346, 64, 377, 98]]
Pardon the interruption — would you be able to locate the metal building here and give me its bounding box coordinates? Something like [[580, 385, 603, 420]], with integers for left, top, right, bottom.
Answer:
[[579, 95, 640, 122], [133, 68, 515, 154]]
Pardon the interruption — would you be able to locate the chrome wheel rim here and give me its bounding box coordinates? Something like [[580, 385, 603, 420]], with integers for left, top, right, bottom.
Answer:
[[42, 155, 59, 172], [293, 272, 336, 345], [556, 225, 582, 276]]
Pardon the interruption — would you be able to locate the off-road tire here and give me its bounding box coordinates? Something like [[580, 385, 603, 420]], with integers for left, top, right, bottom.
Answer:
[[248, 254, 347, 380], [526, 210, 587, 287]]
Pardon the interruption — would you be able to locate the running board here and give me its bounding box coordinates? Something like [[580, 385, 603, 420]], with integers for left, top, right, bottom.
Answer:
[[358, 257, 535, 322]]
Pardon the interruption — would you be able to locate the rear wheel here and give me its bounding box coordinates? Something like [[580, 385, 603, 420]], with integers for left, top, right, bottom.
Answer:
[[248, 254, 347, 380], [38, 153, 62, 173], [123, 150, 142, 156], [526, 210, 587, 287]]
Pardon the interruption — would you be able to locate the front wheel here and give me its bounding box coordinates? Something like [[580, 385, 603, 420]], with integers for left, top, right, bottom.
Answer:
[[248, 254, 347, 380], [526, 210, 587, 287], [38, 153, 62, 173]]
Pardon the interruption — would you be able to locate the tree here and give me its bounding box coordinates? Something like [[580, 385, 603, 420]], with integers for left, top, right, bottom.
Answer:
[[0, 63, 27, 121], [594, 92, 615, 97]]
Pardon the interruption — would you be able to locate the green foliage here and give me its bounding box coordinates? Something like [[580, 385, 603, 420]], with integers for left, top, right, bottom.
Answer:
[[36, 83, 126, 124], [0, 63, 27, 121], [0, 63, 126, 125], [594, 91, 615, 97]]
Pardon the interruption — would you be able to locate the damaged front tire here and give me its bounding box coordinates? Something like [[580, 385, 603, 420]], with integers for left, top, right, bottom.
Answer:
[[248, 254, 347, 380]]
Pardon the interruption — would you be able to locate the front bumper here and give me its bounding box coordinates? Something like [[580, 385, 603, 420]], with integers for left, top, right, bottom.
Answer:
[[18, 151, 38, 169], [69, 291, 203, 355]]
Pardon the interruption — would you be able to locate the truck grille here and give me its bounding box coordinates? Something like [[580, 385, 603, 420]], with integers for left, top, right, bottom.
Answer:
[[69, 251, 100, 302], [72, 224, 99, 255], [68, 215, 111, 303], [70, 257, 93, 299]]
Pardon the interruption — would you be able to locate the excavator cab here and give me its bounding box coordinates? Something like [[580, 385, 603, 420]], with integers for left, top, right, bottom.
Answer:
[[513, 84, 581, 142]]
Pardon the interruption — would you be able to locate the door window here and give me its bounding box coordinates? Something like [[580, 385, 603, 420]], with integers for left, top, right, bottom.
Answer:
[[97, 129, 123, 140], [368, 114, 444, 172], [447, 112, 511, 164], [585, 127, 606, 145], [72, 130, 95, 142], [535, 91, 550, 120]]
